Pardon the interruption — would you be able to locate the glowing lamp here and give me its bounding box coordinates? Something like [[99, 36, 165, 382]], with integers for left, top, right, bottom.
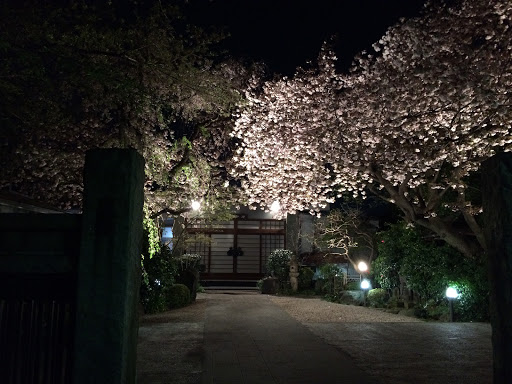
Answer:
[[270, 200, 280, 212], [191, 201, 201, 211], [446, 287, 458, 299], [361, 279, 371, 290], [358, 261, 368, 272], [446, 286, 458, 322]]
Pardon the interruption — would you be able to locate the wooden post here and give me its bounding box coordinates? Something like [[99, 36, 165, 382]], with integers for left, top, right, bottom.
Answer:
[[73, 149, 144, 384]]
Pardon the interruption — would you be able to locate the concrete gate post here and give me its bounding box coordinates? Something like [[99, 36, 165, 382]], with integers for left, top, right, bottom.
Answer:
[[482, 152, 512, 384], [73, 149, 144, 384]]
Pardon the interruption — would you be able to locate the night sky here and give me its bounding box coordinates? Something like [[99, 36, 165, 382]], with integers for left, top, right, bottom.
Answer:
[[188, 0, 426, 75]]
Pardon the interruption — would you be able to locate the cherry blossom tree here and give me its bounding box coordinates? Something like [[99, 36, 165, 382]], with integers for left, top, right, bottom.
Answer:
[[232, 1, 512, 381], [0, 0, 250, 215], [231, 0, 512, 260]]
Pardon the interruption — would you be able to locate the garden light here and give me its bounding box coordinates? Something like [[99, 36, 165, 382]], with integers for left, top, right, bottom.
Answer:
[[361, 279, 371, 306], [191, 201, 201, 211], [446, 286, 458, 322], [446, 287, 458, 299]]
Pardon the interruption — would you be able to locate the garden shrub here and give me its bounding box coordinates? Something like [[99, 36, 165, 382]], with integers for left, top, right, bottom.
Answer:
[[267, 249, 293, 286], [374, 222, 489, 321], [166, 284, 191, 309], [386, 296, 404, 309], [143, 291, 167, 314], [448, 273, 489, 322], [298, 267, 315, 290], [196, 285, 205, 293], [318, 264, 344, 302], [314, 278, 326, 294], [367, 288, 389, 308], [140, 241, 178, 314], [345, 281, 362, 290], [175, 253, 202, 301], [414, 300, 449, 320]]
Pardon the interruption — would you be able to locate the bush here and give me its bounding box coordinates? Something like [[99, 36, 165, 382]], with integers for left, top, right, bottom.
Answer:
[[367, 288, 389, 308], [143, 292, 167, 314], [298, 267, 315, 290], [374, 222, 490, 321], [345, 281, 362, 290], [256, 279, 264, 292], [267, 249, 293, 286], [175, 253, 202, 301], [317, 264, 344, 302], [449, 276, 489, 322], [140, 245, 178, 314], [166, 284, 191, 309]]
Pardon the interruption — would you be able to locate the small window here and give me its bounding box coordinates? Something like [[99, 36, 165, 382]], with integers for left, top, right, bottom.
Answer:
[[161, 218, 174, 250]]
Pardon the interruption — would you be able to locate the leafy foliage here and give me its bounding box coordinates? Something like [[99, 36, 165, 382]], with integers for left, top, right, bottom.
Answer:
[[267, 249, 292, 285], [175, 253, 202, 301], [178, 253, 203, 272], [298, 267, 315, 290], [372, 226, 406, 290], [345, 281, 362, 291], [165, 284, 191, 309], [374, 222, 489, 321], [317, 263, 345, 301], [140, 245, 178, 314], [143, 204, 161, 259], [367, 288, 389, 308]]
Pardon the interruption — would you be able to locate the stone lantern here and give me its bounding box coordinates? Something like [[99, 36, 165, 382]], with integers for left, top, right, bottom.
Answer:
[[289, 256, 299, 292]]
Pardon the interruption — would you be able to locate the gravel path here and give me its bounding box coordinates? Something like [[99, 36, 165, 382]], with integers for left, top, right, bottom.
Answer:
[[269, 294, 491, 384], [137, 292, 491, 384], [269, 295, 423, 323]]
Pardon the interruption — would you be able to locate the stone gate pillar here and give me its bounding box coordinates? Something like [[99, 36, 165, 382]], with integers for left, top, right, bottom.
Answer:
[[482, 152, 512, 384], [73, 149, 144, 384]]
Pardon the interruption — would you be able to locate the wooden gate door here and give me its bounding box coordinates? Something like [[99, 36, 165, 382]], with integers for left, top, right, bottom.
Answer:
[[187, 218, 286, 277]]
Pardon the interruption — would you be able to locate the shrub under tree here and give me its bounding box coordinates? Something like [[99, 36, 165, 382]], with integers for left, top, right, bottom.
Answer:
[[267, 249, 293, 287], [373, 222, 489, 321]]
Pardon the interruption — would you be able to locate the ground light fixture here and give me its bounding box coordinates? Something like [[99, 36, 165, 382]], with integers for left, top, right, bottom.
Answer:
[[191, 201, 201, 211], [446, 286, 459, 322], [361, 279, 371, 306]]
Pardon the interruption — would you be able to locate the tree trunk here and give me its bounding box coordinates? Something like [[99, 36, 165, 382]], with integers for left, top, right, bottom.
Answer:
[[482, 152, 512, 384]]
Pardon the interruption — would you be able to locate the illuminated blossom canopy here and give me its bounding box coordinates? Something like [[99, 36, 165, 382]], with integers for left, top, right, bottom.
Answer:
[[231, 0, 512, 258]]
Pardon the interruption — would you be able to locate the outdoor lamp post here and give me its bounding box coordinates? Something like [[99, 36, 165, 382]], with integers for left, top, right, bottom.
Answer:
[[357, 261, 368, 281], [446, 286, 458, 322], [361, 279, 371, 306], [358, 261, 368, 273]]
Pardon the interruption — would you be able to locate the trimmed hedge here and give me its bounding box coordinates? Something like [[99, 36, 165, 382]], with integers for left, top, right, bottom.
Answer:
[[166, 284, 191, 309]]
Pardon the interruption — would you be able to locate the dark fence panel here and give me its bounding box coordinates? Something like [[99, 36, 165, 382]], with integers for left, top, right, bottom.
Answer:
[[0, 214, 81, 384]]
